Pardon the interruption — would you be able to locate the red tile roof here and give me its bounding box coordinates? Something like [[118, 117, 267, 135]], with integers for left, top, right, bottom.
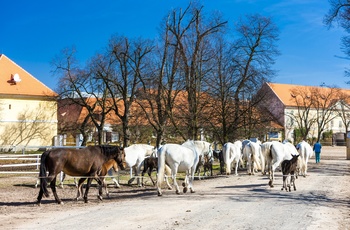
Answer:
[[267, 82, 350, 107], [0, 54, 57, 97]]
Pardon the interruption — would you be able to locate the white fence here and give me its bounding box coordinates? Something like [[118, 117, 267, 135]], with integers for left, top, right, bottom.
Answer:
[[0, 154, 41, 174], [0, 146, 85, 176]]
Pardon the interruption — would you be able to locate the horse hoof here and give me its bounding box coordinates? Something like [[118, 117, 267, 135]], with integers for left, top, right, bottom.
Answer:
[[268, 181, 274, 187], [190, 189, 195, 193], [97, 195, 103, 201], [157, 193, 162, 196], [183, 187, 188, 193], [128, 178, 135, 185], [176, 190, 180, 195]]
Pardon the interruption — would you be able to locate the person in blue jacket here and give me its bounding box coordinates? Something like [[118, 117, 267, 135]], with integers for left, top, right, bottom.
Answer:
[[313, 141, 322, 163]]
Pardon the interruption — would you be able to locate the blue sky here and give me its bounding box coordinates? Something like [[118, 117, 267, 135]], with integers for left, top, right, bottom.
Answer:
[[1, 0, 349, 91]]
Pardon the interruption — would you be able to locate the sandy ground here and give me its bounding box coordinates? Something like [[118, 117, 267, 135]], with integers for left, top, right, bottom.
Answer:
[[0, 146, 349, 230]]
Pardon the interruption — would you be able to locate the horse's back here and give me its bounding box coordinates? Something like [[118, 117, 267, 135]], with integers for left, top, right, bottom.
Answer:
[[125, 145, 148, 167], [45, 147, 105, 176], [161, 144, 198, 170], [270, 141, 290, 161]]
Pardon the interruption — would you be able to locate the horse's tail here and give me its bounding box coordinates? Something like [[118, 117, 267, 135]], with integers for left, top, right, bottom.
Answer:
[[156, 146, 166, 190], [251, 144, 262, 171], [259, 147, 265, 174], [222, 143, 231, 174], [268, 144, 273, 161], [39, 151, 50, 198]]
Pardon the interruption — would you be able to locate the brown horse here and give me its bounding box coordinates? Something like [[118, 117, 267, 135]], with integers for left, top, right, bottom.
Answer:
[[36, 145, 126, 205], [75, 158, 119, 200]]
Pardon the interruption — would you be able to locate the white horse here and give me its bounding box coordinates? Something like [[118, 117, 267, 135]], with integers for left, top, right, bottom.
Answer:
[[157, 141, 200, 196], [123, 144, 157, 187], [242, 141, 264, 175], [260, 141, 273, 175], [182, 140, 213, 179], [296, 140, 313, 177], [267, 141, 300, 187], [157, 141, 213, 196], [222, 141, 243, 175]]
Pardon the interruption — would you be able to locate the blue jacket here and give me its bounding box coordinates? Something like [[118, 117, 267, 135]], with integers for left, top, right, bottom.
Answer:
[[313, 142, 322, 153]]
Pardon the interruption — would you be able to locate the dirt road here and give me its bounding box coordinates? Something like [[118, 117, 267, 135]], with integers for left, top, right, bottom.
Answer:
[[0, 146, 349, 230]]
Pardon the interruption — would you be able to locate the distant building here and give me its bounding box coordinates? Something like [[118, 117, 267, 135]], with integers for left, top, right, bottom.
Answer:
[[0, 54, 58, 148], [259, 82, 350, 144]]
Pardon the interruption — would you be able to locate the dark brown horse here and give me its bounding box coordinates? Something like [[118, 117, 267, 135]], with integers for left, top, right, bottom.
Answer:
[[37, 145, 126, 205]]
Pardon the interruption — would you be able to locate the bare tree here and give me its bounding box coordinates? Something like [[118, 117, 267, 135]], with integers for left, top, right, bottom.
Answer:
[[229, 14, 280, 139], [288, 86, 316, 141], [135, 14, 184, 147], [166, 2, 227, 140], [288, 86, 340, 142], [102, 36, 153, 147], [324, 1, 350, 81], [337, 91, 350, 141], [311, 86, 341, 142], [53, 48, 111, 145]]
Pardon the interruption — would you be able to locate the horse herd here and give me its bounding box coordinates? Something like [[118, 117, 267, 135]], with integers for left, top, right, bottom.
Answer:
[[36, 139, 314, 205]]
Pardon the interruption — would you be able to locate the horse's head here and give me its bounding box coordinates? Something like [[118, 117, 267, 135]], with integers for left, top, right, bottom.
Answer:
[[115, 147, 127, 170]]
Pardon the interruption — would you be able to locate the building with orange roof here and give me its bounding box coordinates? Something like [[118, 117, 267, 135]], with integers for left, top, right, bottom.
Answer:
[[259, 82, 350, 144], [0, 54, 58, 148]]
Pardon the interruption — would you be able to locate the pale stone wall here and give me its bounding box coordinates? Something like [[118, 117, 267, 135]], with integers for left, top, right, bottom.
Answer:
[[0, 98, 57, 146]]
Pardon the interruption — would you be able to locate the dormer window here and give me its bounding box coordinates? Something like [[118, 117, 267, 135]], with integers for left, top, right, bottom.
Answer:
[[7, 73, 21, 85]]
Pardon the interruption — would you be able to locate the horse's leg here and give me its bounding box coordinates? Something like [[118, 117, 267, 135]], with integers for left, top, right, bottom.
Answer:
[[269, 162, 279, 187], [251, 156, 256, 175], [76, 178, 86, 200], [148, 167, 156, 186], [128, 167, 135, 185], [164, 164, 172, 190], [95, 177, 104, 201], [189, 167, 196, 193], [291, 173, 296, 191], [234, 160, 239, 176], [287, 175, 292, 192], [182, 174, 189, 193], [112, 176, 121, 188], [247, 156, 252, 175], [59, 171, 65, 189], [103, 178, 109, 198], [171, 168, 180, 194], [136, 164, 142, 187], [83, 178, 93, 203], [50, 176, 63, 204], [304, 158, 309, 177]]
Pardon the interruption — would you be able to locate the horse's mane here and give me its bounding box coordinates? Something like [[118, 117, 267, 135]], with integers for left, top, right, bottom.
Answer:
[[99, 145, 122, 157]]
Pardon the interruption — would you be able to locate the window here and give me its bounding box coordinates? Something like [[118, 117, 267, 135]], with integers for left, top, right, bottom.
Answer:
[[339, 121, 343, 128], [9, 104, 11, 109]]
